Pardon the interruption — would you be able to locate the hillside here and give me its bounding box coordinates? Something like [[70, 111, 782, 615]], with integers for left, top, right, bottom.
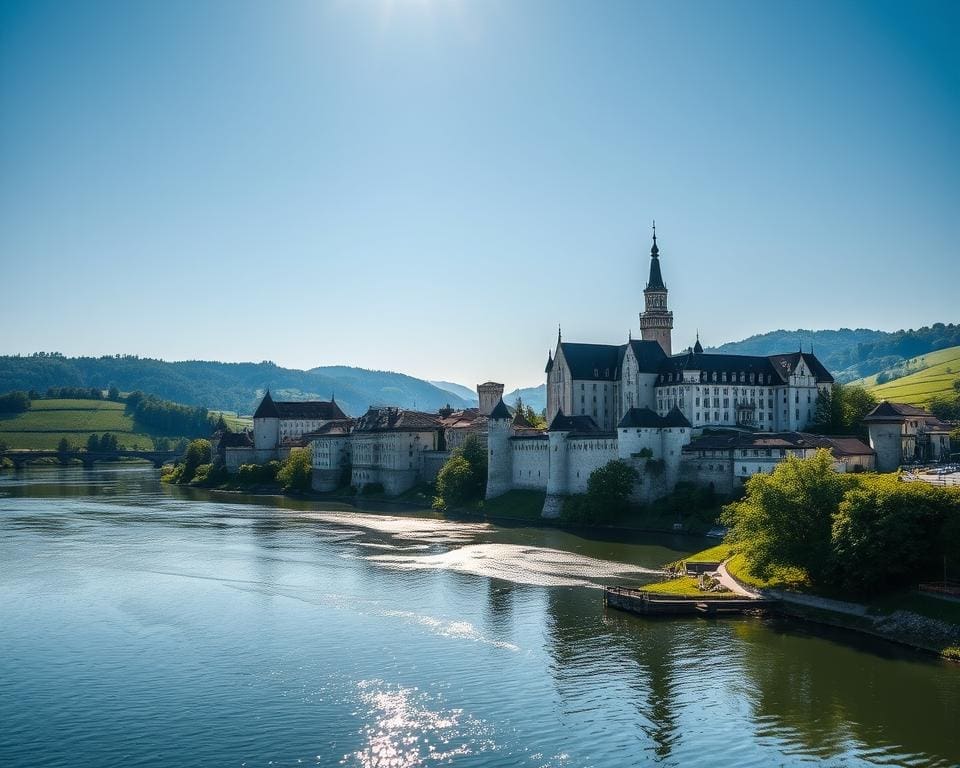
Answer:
[[0, 356, 474, 418], [851, 345, 960, 407], [709, 323, 960, 382], [0, 400, 166, 450]]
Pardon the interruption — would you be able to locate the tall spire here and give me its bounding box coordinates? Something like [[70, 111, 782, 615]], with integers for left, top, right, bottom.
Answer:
[[645, 222, 666, 291], [557, 324, 562, 344], [693, 330, 703, 355]]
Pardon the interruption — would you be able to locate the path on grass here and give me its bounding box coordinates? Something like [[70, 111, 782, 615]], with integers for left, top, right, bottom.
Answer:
[[715, 561, 761, 598]]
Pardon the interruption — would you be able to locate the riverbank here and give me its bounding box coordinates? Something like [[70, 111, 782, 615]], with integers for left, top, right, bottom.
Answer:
[[671, 546, 960, 661]]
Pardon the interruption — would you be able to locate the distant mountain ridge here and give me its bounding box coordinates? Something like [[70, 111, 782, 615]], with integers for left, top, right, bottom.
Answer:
[[0, 356, 474, 418], [505, 384, 546, 413], [429, 381, 479, 405]]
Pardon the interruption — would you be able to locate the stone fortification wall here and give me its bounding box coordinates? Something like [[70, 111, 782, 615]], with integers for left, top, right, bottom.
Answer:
[[511, 438, 549, 490], [225, 447, 280, 471], [421, 451, 450, 483], [564, 436, 619, 494], [678, 455, 737, 495]]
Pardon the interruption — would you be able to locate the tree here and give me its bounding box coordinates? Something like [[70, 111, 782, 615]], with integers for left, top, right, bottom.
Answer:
[[813, 384, 877, 435], [107, 385, 121, 402], [0, 391, 31, 414], [86, 434, 101, 452], [585, 460, 638, 519], [433, 434, 487, 510], [179, 439, 212, 484], [841, 386, 878, 435], [829, 476, 959, 596], [277, 448, 312, 491], [721, 450, 858, 587]]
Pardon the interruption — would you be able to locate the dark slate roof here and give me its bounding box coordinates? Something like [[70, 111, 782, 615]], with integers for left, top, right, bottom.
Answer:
[[863, 400, 932, 421], [617, 405, 691, 429], [512, 408, 533, 428], [489, 399, 513, 420], [254, 391, 347, 420], [548, 411, 603, 434], [766, 352, 835, 384], [558, 342, 622, 380], [693, 338, 704, 354], [622, 339, 669, 374], [545, 351, 554, 374], [656, 350, 834, 385], [813, 436, 875, 457], [304, 419, 355, 438], [645, 235, 666, 291], [684, 429, 823, 452], [662, 406, 692, 428], [617, 407, 663, 428], [354, 407, 440, 433], [254, 391, 279, 418]]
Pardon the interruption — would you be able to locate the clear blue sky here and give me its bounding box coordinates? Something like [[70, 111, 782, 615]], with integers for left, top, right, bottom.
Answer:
[[2, 0, 958, 392]]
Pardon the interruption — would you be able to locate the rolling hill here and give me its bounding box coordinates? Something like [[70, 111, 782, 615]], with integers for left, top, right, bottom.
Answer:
[[0, 399, 168, 450], [851, 345, 960, 407], [0, 356, 475, 418]]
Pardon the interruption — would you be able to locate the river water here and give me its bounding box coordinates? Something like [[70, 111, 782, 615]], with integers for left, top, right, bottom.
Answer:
[[1, 466, 958, 768]]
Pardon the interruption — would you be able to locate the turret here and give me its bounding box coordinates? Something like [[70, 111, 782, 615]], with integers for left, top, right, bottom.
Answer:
[[477, 382, 505, 416], [485, 399, 514, 499], [253, 390, 280, 450]]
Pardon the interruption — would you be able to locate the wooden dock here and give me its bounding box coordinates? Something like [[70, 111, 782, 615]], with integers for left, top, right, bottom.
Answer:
[[604, 585, 774, 616]]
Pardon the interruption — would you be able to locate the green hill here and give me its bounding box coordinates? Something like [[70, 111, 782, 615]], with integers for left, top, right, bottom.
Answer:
[[0, 400, 163, 450], [0, 355, 474, 417], [851, 346, 960, 407]]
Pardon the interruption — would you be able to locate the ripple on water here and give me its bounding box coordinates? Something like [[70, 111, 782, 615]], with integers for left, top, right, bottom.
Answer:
[[366, 543, 662, 587]]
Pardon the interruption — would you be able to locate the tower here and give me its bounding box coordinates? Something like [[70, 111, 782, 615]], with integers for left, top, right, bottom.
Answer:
[[485, 399, 514, 499], [477, 382, 505, 416], [639, 222, 673, 356]]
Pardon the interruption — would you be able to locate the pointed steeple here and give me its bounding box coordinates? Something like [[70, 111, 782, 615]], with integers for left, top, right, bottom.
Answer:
[[693, 331, 703, 355], [645, 220, 666, 291], [557, 324, 562, 344]]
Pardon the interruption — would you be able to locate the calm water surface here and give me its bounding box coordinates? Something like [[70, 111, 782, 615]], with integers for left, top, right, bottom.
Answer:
[[1, 466, 958, 768]]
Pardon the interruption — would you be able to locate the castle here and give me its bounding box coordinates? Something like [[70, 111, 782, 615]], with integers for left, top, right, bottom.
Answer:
[[485, 227, 873, 517]]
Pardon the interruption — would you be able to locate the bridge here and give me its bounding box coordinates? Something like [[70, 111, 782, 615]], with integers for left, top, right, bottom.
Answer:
[[0, 449, 182, 469]]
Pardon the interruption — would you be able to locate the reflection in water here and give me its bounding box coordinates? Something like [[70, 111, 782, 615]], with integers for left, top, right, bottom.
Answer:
[[345, 679, 494, 767], [2, 466, 960, 768]]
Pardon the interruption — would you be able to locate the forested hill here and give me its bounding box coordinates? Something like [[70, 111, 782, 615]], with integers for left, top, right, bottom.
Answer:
[[708, 323, 960, 383], [0, 356, 474, 417]]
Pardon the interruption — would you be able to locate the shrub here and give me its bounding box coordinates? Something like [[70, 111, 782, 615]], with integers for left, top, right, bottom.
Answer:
[[277, 448, 312, 491], [433, 434, 487, 510], [237, 461, 280, 485]]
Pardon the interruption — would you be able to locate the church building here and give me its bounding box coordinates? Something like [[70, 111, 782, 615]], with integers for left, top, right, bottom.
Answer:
[[487, 226, 846, 517]]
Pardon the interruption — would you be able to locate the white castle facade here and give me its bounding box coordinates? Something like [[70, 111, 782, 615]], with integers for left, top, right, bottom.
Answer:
[[484, 228, 872, 517]]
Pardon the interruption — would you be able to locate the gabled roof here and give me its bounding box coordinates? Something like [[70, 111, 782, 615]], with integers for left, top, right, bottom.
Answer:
[[254, 391, 347, 420], [863, 400, 932, 421], [354, 407, 440, 433], [656, 350, 834, 385], [489, 399, 513, 420], [558, 342, 622, 380], [623, 339, 669, 374], [548, 411, 602, 434], [304, 419, 355, 438]]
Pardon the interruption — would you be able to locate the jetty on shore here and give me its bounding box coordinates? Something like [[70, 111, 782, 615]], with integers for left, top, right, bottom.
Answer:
[[604, 585, 774, 617]]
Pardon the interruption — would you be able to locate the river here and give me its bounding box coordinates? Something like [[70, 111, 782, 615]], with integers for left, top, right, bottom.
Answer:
[[1, 466, 958, 768]]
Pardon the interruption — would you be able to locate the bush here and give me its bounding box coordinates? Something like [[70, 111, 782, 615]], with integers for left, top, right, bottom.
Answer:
[[237, 461, 280, 485]]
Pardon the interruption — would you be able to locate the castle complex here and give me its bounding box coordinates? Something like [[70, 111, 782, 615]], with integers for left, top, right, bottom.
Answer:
[[485, 227, 873, 517]]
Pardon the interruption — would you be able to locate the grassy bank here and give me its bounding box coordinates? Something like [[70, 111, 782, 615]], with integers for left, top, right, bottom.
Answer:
[[639, 575, 738, 599]]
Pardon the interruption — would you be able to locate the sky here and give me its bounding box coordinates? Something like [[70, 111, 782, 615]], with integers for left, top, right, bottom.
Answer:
[[1, 0, 958, 393]]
